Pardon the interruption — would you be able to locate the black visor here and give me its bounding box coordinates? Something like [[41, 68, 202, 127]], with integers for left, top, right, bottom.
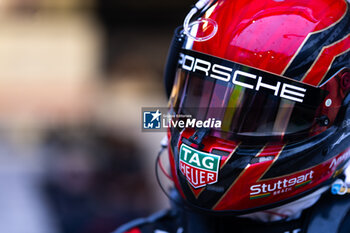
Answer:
[[169, 49, 333, 142]]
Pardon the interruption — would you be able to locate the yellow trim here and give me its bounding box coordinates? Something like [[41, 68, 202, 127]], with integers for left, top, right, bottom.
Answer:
[[250, 192, 271, 199]]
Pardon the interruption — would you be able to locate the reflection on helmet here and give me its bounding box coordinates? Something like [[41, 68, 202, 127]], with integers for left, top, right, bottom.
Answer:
[[163, 0, 350, 215]]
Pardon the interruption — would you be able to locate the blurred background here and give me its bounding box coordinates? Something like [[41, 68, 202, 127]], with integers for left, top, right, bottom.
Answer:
[[0, 0, 192, 232]]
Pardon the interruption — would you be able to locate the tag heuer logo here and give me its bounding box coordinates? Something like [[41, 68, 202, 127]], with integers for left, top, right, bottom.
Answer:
[[179, 144, 220, 189]]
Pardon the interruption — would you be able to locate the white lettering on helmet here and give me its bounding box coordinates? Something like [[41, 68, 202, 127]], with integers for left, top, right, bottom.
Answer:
[[249, 170, 314, 196], [193, 58, 211, 76], [210, 64, 232, 82], [256, 76, 281, 96], [180, 53, 307, 103], [232, 70, 256, 89], [182, 55, 195, 71], [280, 84, 306, 103]]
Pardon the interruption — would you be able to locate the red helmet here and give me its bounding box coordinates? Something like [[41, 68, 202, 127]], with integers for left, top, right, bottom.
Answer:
[[163, 0, 350, 215]]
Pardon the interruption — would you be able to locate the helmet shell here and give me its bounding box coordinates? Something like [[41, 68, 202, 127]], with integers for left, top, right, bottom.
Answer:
[[166, 0, 350, 214]]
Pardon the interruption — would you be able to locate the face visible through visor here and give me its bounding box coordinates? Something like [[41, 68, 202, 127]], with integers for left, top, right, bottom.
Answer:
[[169, 49, 336, 142]]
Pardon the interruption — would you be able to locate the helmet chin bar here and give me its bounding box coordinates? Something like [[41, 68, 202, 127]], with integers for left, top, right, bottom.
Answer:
[[156, 150, 334, 217], [164, 119, 350, 215], [156, 164, 335, 217]]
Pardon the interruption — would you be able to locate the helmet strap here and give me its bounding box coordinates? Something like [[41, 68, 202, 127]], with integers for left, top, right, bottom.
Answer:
[[182, 128, 210, 150]]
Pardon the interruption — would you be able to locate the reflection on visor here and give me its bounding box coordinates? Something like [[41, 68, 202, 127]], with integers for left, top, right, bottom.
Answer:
[[169, 49, 330, 141]]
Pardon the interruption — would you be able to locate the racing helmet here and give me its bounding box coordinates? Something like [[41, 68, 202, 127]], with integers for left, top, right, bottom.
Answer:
[[163, 0, 350, 215]]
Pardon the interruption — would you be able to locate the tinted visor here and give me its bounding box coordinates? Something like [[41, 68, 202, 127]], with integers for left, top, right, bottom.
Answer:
[[169, 49, 330, 142]]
